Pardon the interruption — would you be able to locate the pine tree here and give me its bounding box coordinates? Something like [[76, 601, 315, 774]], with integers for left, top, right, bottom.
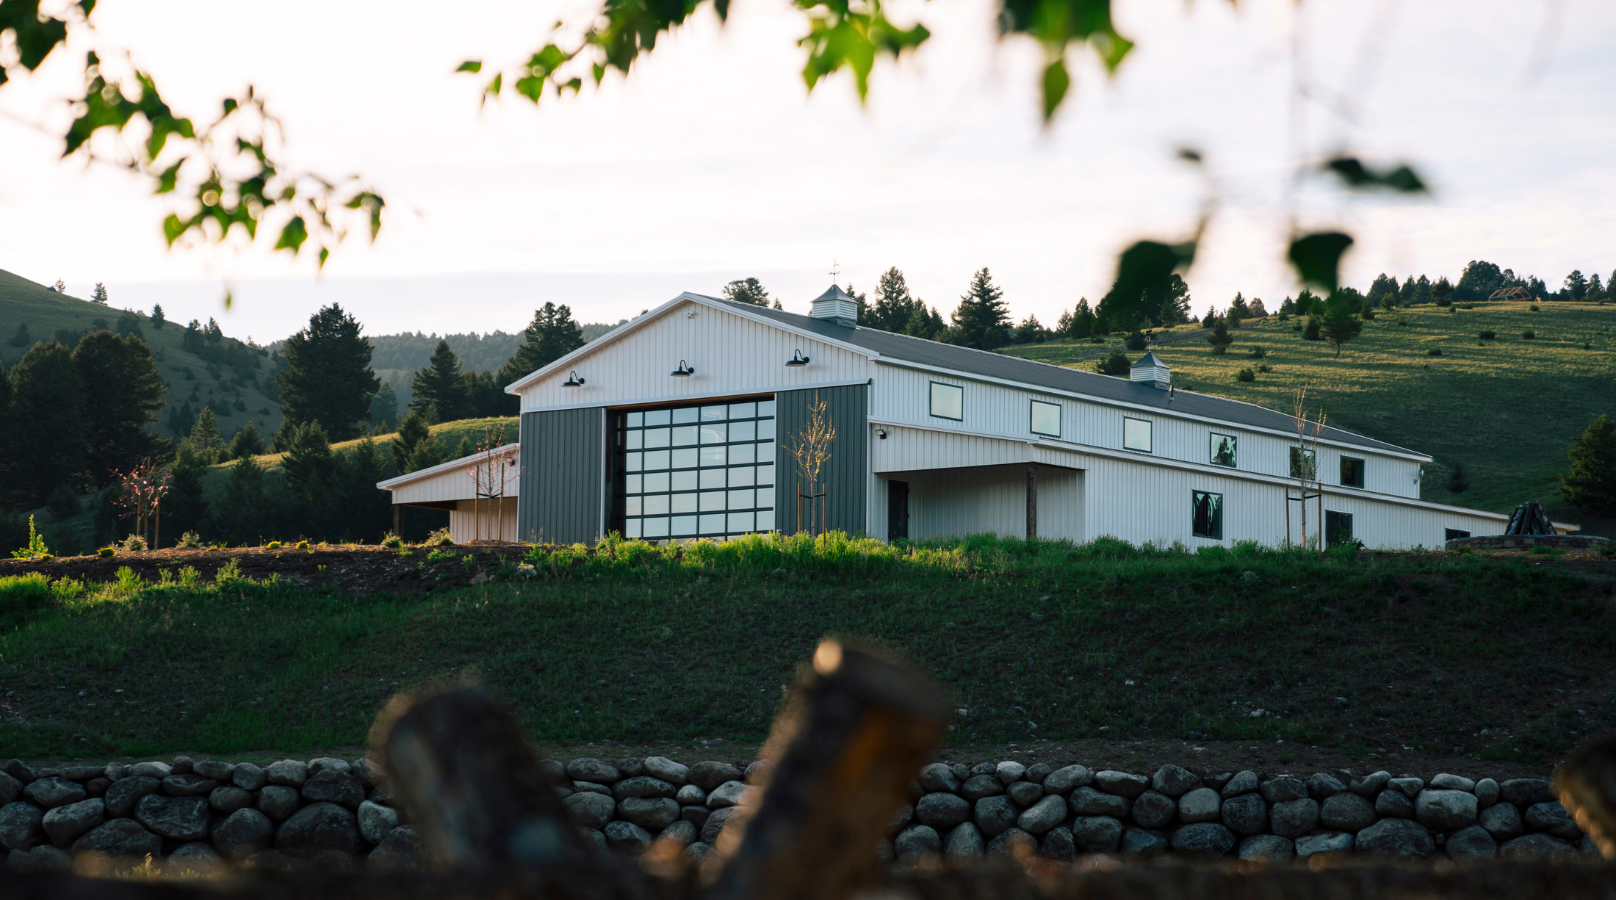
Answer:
[[950, 268, 1011, 350], [1014, 315, 1045, 344], [150, 304, 166, 329], [276, 304, 380, 441], [1588, 274, 1606, 303], [1563, 270, 1588, 301], [1432, 277, 1455, 306], [406, 436, 447, 473], [7, 321, 29, 348], [115, 309, 143, 339], [74, 330, 169, 485], [461, 369, 508, 418], [163, 443, 210, 539], [1446, 461, 1470, 494], [229, 422, 265, 459], [496, 303, 586, 386], [1365, 273, 1397, 310], [182, 319, 205, 354], [92, 282, 109, 304], [1227, 293, 1250, 327], [1413, 275, 1432, 306], [340, 438, 392, 542], [282, 421, 334, 497], [187, 407, 224, 464], [722, 277, 771, 306], [870, 268, 919, 332], [8, 339, 88, 505], [0, 359, 13, 505], [1095, 350, 1131, 377], [409, 340, 469, 422], [214, 454, 270, 544], [391, 411, 431, 472], [1559, 415, 1616, 515], [903, 305, 946, 340], [1207, 320, 1234, 354], [1249, 298, 1269, 318], [454, 436, 475, 460], [1055, 308, 1073, 336], [1068, 299, 1096, 338], [370, 383, 400, 431], [1318, 292, 1365, 357]]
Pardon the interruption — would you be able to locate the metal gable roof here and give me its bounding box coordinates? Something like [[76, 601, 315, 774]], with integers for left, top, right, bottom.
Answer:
[[703, 295, 1421, 457]]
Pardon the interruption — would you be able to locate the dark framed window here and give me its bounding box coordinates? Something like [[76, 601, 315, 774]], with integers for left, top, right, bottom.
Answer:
[[1445, 528, 1470, 541], [1340, 456, 1365, 488], [611, 398, 776, 541], [929, 382, 963, 421], [1030, 400, 1061, 437], [1289, 447, 1316, 479], [1191, 490, 1223, 539], [1210, 433, 1237, 468], [1325, 510, 1354, 545], [1123, 417, 1152, 453]]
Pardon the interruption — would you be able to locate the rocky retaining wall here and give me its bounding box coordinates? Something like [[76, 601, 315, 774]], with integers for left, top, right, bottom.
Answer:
[[0, 754, 1602, 872], [1445, 534, 1610, 551]]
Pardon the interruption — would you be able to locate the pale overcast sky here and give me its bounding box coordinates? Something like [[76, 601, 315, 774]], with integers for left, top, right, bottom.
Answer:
[[1, 0, 1613, 342]]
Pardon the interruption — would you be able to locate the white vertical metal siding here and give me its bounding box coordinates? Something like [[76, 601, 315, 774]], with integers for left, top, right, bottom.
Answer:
[[449, 498, 520, 542], [517, 302, 872, 411], [387, 458, 519, 505]]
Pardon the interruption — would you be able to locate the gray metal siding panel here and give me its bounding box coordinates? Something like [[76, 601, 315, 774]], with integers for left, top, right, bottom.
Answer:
[[519, 408, 604, 544], [775, 384, 869, 535]]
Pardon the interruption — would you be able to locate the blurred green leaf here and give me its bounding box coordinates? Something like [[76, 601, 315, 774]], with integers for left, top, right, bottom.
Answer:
[[1041, 59, 1070, 122], [1111, 239, 1196, 307], [1325, 157, 1427, 194], [457, 60, 483, 73], [162, 214, 185, 246], [1288, 231, 1355, 292], [275, 216, 309, 253]]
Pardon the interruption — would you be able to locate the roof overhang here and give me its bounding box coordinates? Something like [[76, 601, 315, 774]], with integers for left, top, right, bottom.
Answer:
[[376, 443, 518, 491]]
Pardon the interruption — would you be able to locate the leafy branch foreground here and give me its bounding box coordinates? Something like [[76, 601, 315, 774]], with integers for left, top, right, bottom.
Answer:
[[0, 533, 1612, 764]]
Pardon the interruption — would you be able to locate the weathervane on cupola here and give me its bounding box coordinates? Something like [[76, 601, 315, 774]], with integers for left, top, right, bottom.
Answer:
[[830, 260, 841, 285]]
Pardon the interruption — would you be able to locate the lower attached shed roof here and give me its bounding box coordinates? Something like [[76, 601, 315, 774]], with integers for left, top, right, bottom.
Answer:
[[377, 443, 519, 506]]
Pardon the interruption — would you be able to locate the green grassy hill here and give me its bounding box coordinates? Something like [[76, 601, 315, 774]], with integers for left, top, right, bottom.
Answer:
[[0, 269, 284, 442], [1002, 301, 1616, 536]]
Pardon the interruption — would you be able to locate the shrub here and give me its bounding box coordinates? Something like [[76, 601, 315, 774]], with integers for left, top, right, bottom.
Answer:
[[1303, 319, 1321, 341], [9, 516, 50, 560], [98, 547, 115, 558], [120, 534, 147, 552], [1236, 368, 1256, 382], [1459, 303, 1476, 309], [1447, 462, 1470, 494], [1248, 347, 1266, 358], [424, 528, 456, 547], [1256, 364, 1273, 373], [381, 533, 404, 549], [1521, 330, 1535, 339], [297, 540, 310, 549], [1125, 330, 1147, 351], [176, 531, 203, 549], [1530, 303, 1541, 311], [266, 541, 282, 549], [1479, 330, 1496, 340], [1427, 347, 1442, 356], [0, 573, 55, 627]]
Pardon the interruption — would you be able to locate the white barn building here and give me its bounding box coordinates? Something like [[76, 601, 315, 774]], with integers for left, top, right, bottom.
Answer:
[[383, 287, 1576, 547]]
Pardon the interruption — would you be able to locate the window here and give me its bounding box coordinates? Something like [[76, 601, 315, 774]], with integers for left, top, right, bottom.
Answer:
[[614, 399, 776, 541], [1123, 417, 1152, 453], [1289, 447, 1316, 480], [1340, 456, 1365, 488], [930, 382, 963, 420], [1445, 528, 1470, 541], [1210, 433, 1237, 468], [1030, 400, 1061, 438], [1192, 490, 1223, 539], [1325, 510, 1354, 546]]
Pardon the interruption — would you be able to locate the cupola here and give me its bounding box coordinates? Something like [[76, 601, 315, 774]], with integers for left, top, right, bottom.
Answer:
[[810, 284, 859, 327], [1129, 351, 1171, 390]]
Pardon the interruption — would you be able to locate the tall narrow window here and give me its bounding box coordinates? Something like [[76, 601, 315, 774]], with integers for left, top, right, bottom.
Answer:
[[1340, 456, 1365, 487], [1289, 447, 1316, 480], [1325, 510, 1354, 545], [1123, 417, 1152, 453], [1210, 433, 1237, 468], [1192, 490, 1223, 539], [930, 382, 963, 421], [1030, 400, 1061, 437]]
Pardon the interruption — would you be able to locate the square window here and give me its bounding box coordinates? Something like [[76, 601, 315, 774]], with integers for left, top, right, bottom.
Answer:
[[625, 452, 643, 472], [1326, 510, 1354, 545], [672, 425, 698, 446], [756, 418, 775, 441], [701, 405, 726, 421], [626, 430, 643, 450], [671, 515, 697, 536], [1192, 490, 1223, 540], [930, 382, 964, 420], [625, 496, 642, 516], [700, 423, 727, 444], [645, 409, 671, 426], [1124, 417, 1152, 453], [728, 488, 755, 510], [627, 411, 644, 427], [727, 511, 755, 533], [700, 513, 726, 533], [756, 510, 775, 531], [671, 448, 698, 469], [1210, 433, 1237, 468], [729, 467, 755, 488], [1340, 456, 1365, 488], [625, 517, 642, 538], [757, 464, 775, 485], [757, 486, 775, 508], [729, 401, 756, 419], [643, 494, 669, 515], [729, 442, 756, 464], [1290, 447, 1317, 480], [699, 492, 725, 512], [626, 474, 642, 493], [700, 445, 726, 467], [644, 428, 670, 449], [757, 400, 776, 417], [699, 469, 726, 490], [1030, 400, 1061, 438], [672, 493, 698, 514], [672, 407, 698, 424], [644, 449, 670, 470], [670, 470, 697, 491], [729, 420, 756, 442], [643, 517, 669, 538], [643, 471, 669, 493]]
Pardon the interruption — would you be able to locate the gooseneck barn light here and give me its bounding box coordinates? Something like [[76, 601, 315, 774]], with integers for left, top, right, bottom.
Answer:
[[786, 349, 811, 367], [671, 360, 695, 377], [562, 371, 586, 388]]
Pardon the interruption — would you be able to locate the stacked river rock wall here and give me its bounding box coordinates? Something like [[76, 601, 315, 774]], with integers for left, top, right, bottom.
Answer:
[[0, 754, 1602, 872]]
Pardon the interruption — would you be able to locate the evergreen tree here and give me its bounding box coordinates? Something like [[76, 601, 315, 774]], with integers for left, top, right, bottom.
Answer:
[[1226, 293, 1250, 326], [454, 436, 475, 460], [1068, 299, 1096, 338], [205, 317, 224, 344], [391, 411, 432, 472], [949, 268, 1011, 350], [214, 454, 271, 544], [1318, 292, 1365, 357], [1014, 315, 1046, 344], [1095, 349, 1131, 377], [1432, 277, 1455, 306], [1124, 330, 1147, 351], [869, 268, 920, 332], [1559, 415, 1616, 515], [7, 321, 29, 348], [1294, 289, 1321, 317], [1588, 274, 1606, 303], [73, 330, 169, 486], [1055, 308, 1073, 336], [282, 421, 334, 496], [163, 443, 210, 540], [1249, 298, 1269, 318], [1206, 320, 1234, 354], [1564, 269, 1588, 301], [340, 438, 393, 542], [1365, 274, 1398, 311], [91, 282, 109, 304], [1456, 260, 1505, 302], [406, 435, 448, 473], [1277, 296, 1296, 317], [150, 304, 166, 329], [1446, 461, 1470, 494], [187, 407, 224, 465], [1395, 276, 1417, 307], [409, 340, 469, 421], [722, 277, 772, 307], [115, 309, 143, 339], [8, 339, 88, 506], [0, 359, 13, 505], [276, 303, 380, 441], [461, 369, 508, 418], [1412, 275, 1432, 306], [1303, 317, 1322, 341], [903, 304, 946, 340], [229, 421, 265, 459], [496, 303, 586, 386], [182, 319, 205, 354], [370, 383, 400, 431]]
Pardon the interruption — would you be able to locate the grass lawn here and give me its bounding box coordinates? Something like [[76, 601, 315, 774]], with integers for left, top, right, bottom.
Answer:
[[2, 534, 1612, 770], [1002, 301, 1616, 536]]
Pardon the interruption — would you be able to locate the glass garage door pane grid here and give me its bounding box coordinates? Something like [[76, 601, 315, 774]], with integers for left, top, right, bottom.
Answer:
[[620, 399, 775, 540]]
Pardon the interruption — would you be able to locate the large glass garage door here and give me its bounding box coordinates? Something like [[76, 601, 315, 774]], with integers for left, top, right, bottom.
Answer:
[[614, 399, 776, 540]]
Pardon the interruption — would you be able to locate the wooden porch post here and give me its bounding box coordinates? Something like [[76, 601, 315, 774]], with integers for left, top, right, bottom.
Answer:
[[393, 504, 401, 539], [1025, 463, 1038, 539]]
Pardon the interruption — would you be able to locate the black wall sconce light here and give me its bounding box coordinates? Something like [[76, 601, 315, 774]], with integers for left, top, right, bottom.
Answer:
[[876, 428, 887, 440], [786, 349, 811, 367], [671, 360, 695, 377], [562, 371, 586, 387]]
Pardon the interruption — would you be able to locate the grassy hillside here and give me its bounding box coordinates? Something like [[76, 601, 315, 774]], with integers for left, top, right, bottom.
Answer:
[[0, 535, 1611, 768], [0, 269, 284, 442], [1002, 301, 1616, 535]]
